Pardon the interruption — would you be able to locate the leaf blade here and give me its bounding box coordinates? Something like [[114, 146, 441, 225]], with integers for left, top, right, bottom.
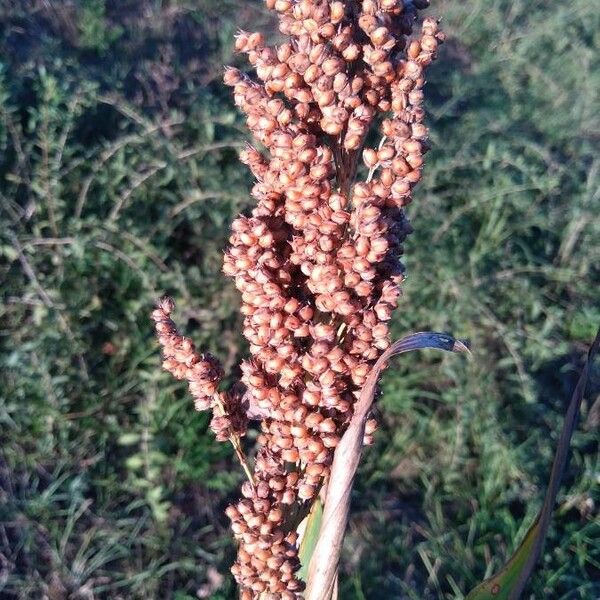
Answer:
[[465, 328, 600, 600], [306, 331, 469, 600], [298, 497, 324, 584]]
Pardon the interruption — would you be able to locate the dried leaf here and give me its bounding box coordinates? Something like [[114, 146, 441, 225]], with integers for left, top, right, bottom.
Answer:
[[305, 332, 469, 600]]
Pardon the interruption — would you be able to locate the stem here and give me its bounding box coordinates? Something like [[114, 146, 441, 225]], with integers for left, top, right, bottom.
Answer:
[[213, 393, 255, 489], [231, 437, 256, 489], [365, 135, 387, 184]]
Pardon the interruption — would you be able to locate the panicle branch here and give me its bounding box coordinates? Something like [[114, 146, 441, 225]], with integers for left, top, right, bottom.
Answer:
[[152, 297, 252, 480]]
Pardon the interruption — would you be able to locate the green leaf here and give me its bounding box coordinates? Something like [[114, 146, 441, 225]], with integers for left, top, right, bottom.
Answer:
[[465, 328, 600, 600], [298, 497, 323, 584], [465, 521, 539, 600], [118, 432, 141, 445], [125, 455, 144, 470]]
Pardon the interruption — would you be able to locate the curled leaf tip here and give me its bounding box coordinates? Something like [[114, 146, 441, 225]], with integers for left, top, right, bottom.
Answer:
[[453, 338, 472, 355]]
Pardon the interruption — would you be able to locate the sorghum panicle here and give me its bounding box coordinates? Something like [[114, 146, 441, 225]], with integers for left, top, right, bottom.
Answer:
[[155, 1, 443, 597]]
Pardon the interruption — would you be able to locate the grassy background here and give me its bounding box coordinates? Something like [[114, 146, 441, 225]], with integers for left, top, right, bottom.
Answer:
[[0, 1, 598, 598]]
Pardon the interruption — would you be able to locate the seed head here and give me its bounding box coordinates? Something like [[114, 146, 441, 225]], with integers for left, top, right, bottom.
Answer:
[[157, 2, 444, 594]]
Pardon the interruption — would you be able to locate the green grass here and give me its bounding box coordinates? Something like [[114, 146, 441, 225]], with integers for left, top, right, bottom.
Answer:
[[1, 1, 598, 598]]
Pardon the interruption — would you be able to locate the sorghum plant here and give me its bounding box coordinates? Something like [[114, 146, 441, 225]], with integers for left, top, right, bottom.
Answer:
[[154, 0, 446, 597]]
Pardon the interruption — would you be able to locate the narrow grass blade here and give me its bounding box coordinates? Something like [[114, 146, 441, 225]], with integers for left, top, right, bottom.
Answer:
[[465, 327, 600, 600], [306, 332, 469, 600]]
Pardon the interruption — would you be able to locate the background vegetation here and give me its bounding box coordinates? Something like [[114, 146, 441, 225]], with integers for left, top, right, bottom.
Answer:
[[0, 1, 598, 598]]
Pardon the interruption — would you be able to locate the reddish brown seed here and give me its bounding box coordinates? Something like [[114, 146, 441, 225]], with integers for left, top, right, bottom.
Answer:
[[344, 133, 364, 150], [330, 1, 344, 23], [322, 434, 340, 448], [305, 463, 325, 477], [358, 14, 377, 34], [407, 153, 424, 169], [281, 489, 296, 505], [363, 148, 378, 168], [268, 507, 284, 523], [342, 44, 361, 61], [298, 484, 315, 500], [322, 57, 344, 77], [225, 505, 239, 520], [282, 448, 300, 463], [318, 418, 337, 433], [371, 26, 391, 47]]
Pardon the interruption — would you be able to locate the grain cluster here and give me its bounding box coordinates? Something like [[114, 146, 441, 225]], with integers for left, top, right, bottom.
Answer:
[[154, 1, 443, 596]]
